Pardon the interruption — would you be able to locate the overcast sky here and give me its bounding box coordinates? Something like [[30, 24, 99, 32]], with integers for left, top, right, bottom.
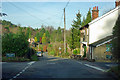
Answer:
[[2, 1, 115, 29]]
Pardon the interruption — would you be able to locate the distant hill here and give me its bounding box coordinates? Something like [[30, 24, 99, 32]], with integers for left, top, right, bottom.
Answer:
[[1, 20, 41, 38]]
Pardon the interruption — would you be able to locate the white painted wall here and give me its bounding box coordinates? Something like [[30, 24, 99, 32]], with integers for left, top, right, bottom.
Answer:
[[89, 6, 120, 44]]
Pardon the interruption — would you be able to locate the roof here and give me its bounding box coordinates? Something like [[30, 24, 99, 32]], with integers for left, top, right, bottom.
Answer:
[[79, 6, 120, 30], [79, 24, 89, 30], [89, 35, 113, 47], [89, 6, 120, 25]]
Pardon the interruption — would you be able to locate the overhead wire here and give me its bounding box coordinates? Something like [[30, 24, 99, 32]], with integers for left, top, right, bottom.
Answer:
[[7, 1, 64, 27], [58, 0, 70, 28], [64, 0, 70, 9], [5, 0, 51, 26]]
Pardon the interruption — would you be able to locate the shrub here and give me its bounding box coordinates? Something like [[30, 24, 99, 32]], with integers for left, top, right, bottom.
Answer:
[[50, 50, 55, 55], [31, 54, 39, 61], [48, 44, 52, 47], [65, 52, 69, 56], [73, 50, 77, 55], [2, 32, 29, 57]]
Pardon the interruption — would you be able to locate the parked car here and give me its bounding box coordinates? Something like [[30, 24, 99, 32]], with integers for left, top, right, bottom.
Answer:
[[37, 51, 43, 57]]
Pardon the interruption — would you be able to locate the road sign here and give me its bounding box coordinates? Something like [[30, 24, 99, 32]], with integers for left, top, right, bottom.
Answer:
[[6, 53, 15, 57]]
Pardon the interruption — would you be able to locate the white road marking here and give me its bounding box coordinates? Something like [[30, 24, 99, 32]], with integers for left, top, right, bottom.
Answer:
[[9, 61, 36, 80], [28, 61, 35, 65], [105, 64, 110, 66], [84, 64, 105, 72], [47, 63, 55, 64], [0, 62, 6, 64], [77, 61, 82, 64]]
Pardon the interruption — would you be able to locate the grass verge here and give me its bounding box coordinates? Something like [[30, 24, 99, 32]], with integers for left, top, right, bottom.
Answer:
[[2, 57, 30, 62], [108, 65, 120, 79], [2, 55, 39, 62]]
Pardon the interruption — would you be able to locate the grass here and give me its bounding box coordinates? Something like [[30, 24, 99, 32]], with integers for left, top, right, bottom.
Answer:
[[95, 59, 113, 62], [2, 55, 39, 62], [31, 54, 39, 61], [2, 57, 30, 62]]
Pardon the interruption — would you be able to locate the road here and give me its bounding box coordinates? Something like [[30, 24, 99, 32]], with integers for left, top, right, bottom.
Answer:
[[2, 53, 118, 80]]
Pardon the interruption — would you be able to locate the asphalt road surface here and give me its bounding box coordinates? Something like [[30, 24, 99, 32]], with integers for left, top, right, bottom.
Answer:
[[2, 53, 118, 80]]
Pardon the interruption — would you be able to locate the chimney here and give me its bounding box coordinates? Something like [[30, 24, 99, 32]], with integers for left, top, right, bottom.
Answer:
[[92, 6, 99, 20], [115, 0, 120, 7]]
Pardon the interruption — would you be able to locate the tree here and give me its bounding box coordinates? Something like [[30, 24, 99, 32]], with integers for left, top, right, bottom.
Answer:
[[70, 10, 82, 49], [26, 27, 32, 39], [42, 33, 46, 44], [36, 32, 40, 42], [112, 14, 120, 62], [45, 30, 50, 43], [56, 27, 62, 42], [85, 8, 92, 25], [72, 10, 81, 29], [81, 16, 86, 27], [34, 37, 37, 42], [2, 32, 29, 57]]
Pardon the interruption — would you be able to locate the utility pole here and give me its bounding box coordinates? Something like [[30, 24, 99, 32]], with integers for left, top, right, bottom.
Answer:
[[64, 8, 66, 53]]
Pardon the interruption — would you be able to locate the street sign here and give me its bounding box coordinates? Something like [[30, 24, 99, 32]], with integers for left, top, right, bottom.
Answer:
[[6, 53, 15, 57]]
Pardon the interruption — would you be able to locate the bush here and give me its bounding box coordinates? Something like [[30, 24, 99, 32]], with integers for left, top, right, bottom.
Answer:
[[50, 50, 55, 55], [73, 50, 77, 55], [2, 32, 29, 57], [31, 54, 39, 61], [48, 44, 52, 47], [65, 52, 69, 56], [26, 48, 36, 59]]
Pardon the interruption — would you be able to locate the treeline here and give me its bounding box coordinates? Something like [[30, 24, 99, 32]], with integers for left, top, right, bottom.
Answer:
[[1, 20, 66, 57]]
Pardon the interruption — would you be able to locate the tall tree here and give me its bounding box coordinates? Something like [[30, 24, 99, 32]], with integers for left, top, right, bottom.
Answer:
[[45, 30, 50, 43], [72, 10, 81, 29], [26, 27, 32, 39], [85, 8, 92, 25], [81, 16, 86, 27], [70, 10, 82, 49]]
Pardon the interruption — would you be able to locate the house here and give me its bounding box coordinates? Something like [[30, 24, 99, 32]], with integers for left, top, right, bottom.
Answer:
[[28, 38, 35, 44], [80, 0, 120, 60]]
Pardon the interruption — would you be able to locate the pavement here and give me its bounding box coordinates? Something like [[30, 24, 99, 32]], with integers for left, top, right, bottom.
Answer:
[[1, 53, 119, 80]]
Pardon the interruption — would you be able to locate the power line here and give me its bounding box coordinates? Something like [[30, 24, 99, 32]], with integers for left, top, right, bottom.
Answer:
[[64, 0, 70, 9], [6, 1, 51, 26], [59, 12, 64, 27], [12, 2, 64, 27], [59, 0, 70, 27]]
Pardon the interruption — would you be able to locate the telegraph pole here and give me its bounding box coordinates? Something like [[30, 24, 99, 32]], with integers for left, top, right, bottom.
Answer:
[[64, 8, 66, 53]]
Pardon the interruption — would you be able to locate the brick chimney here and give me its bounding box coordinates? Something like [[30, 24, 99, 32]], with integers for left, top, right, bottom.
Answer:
[[115, 0, 120, 7], [92, 6, 99, 20]]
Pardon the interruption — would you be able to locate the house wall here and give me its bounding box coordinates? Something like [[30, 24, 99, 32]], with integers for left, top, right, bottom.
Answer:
[[89, 7, 120, 44], [93, 44, 106, 60], [93, 43, 112, 60]]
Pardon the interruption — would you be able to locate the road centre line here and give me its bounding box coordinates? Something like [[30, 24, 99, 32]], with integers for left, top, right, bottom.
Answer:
[[9, 61, 36, 80], [84, 64, 105, 72]]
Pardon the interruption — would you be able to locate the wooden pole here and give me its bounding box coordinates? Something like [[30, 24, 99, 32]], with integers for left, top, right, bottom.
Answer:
[[64, 8, 66, 53]]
